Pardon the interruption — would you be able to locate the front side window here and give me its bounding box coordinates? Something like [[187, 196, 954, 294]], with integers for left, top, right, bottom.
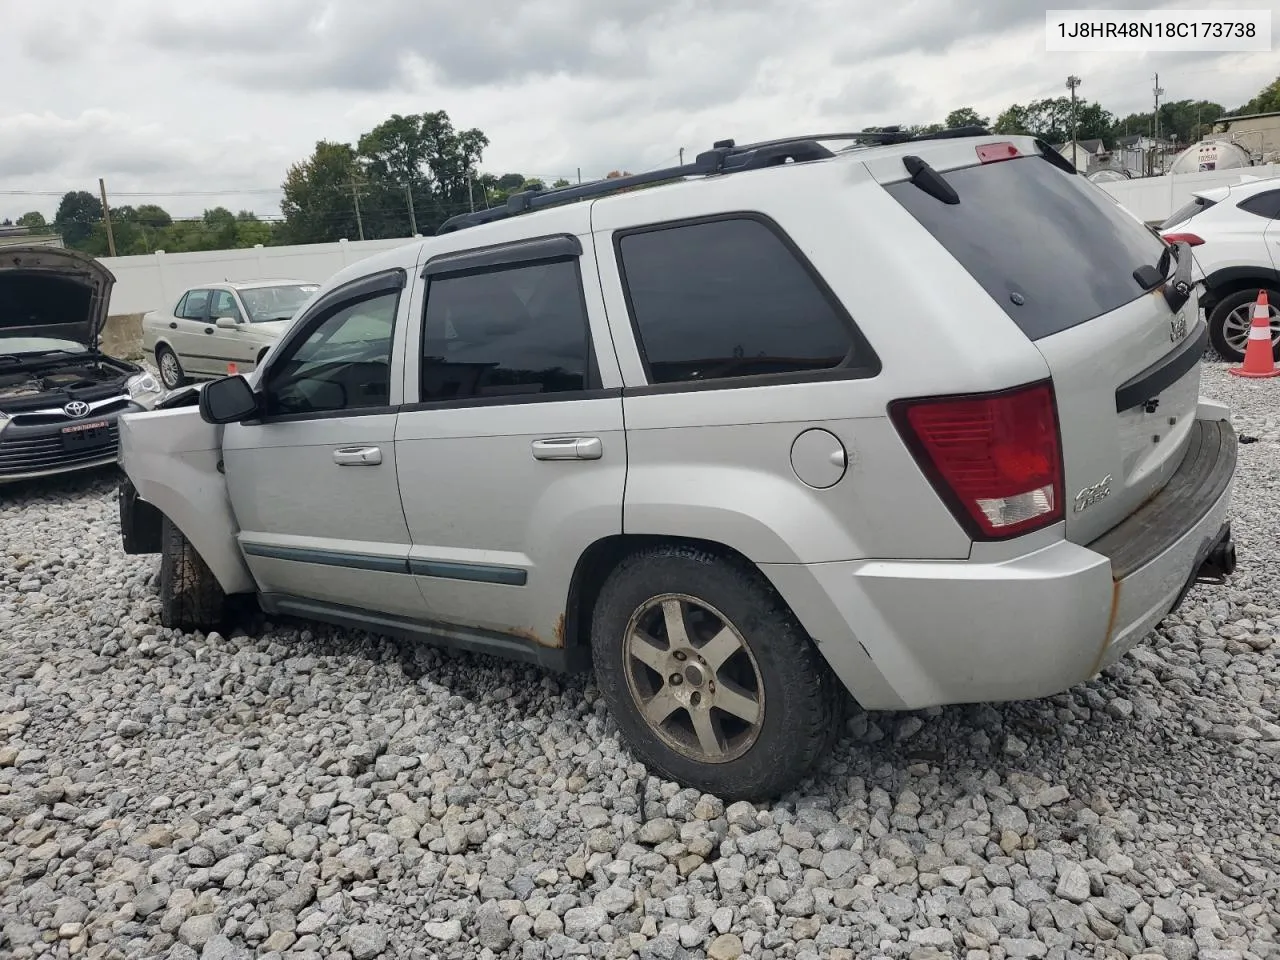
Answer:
[[420, 259, 591, 402], [616, 217, 856, 385], [178, 289, 210, 320], [263, 289, 399, 416], [210, 290, 241, 322]]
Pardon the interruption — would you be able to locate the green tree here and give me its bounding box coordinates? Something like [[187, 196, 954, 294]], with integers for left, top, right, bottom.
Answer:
[[279, 140, 363, 244], [945, 107, 990, 129], [135, 204, 173, 229], [1234, 73, 1280, 115], [991, 98, 1113, 146], [234, 210, 275, 247], [280, 112, 491, 242], [17, 211, 48, 231], [552, 178, 571, 188], [54, 190, 102, 249]]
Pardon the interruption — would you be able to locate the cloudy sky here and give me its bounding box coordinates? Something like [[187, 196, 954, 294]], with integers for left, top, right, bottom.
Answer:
[[1, 0, 1275, 223]]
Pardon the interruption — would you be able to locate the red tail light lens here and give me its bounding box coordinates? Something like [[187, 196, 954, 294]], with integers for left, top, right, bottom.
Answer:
[[890, 381, 1064, 540], [1162, 232, 1204, 246]]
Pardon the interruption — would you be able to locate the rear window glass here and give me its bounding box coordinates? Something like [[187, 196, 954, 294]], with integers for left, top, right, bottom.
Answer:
[[885, 156, 1168, 340], [1160, 196, 1217, 229]]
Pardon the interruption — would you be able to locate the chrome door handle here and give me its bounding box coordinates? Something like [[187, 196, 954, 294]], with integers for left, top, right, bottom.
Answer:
[[333, 446, 382, 466], [531, 437, 602, 461]]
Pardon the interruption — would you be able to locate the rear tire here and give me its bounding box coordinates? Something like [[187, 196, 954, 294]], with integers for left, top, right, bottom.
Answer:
[[1208, 286, 1280, 363], [589, 544, 844, 800], [156, 345, 187, 390], [159, 515, 225, 631]]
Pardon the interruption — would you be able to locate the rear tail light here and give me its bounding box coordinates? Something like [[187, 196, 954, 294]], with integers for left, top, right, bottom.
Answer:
[[889, 381, 1064, 540], [1162, 232, 1204, 246]]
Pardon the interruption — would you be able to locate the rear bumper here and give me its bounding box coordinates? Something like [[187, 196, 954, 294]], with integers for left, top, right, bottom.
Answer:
[[765, 415, 1237, 710]]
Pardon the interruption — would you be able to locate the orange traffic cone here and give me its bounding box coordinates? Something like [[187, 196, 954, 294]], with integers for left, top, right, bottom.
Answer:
[[1228, 291, 1280, 379], [227, 361, 238, 376]]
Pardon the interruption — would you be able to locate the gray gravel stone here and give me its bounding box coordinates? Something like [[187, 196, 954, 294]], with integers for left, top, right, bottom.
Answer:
[[346, 923, 388, 959], [0, 360, 1277, 960]]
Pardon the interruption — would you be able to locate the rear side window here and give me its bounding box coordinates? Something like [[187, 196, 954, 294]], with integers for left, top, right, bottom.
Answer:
[[1160, 195, 1217, 230], [886, 156, 1168, 340], [616, 217, 858, 385], [178, 289, 210, 320], [1238, 190, 1280, 219], [420, 259, 591, 402]]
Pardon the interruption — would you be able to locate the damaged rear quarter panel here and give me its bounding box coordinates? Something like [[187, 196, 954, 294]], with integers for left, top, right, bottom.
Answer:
[[118, 405, 255, 595]]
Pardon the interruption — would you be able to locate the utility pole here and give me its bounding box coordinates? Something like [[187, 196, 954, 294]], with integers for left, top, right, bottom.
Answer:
[[351, 176, 365, 241], [577, 167, 582, 185], [405, 184, 418, 236], [98, 178, 116, 257], [679, 147, 685, 166], [467, 171, 475, 213], [1153, 73, 1165, 174], [1065, 75, 1082, 172]]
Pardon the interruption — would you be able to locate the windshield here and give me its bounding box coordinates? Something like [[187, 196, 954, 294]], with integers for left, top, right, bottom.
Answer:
[[238, 284, 319, 323], [885, 154, 1167, 340], [1159, 196, 1217, 230]]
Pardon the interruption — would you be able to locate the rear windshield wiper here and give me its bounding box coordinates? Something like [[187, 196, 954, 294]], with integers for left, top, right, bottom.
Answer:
[[902, 155, 960, 205], [1133, 242, 1193, 312]]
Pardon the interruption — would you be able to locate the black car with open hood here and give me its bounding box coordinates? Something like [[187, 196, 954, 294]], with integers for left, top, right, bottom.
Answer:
[[0, 246, 165, 483]]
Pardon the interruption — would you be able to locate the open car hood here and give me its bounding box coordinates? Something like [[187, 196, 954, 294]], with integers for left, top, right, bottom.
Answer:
[[0, 246, 116, 350]]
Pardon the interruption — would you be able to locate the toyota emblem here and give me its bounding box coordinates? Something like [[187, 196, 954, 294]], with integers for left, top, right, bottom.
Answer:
[[63, 400, 91, 419]]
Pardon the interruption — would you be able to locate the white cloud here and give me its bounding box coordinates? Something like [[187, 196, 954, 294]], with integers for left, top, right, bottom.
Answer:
[[1, 0, 1275, 222]]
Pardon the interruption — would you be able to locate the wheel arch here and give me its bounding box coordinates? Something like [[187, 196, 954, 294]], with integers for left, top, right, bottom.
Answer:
[[561, 532, 900, 710], [1201, 266, 1280, 315]]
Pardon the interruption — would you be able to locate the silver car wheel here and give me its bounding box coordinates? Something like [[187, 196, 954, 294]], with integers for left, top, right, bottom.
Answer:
[[1223, 302, 1280, 354], [622, 593, 765, 764], [158, 349, 184, 389]]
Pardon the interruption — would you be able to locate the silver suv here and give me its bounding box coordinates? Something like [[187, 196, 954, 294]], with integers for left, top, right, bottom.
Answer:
[[117, 130, 1238, 799]]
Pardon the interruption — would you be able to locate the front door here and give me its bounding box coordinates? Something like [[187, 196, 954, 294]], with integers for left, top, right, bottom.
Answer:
[[394, 233, 626, 648], [207, 289, 254, 374], [172, 288, 214, 376], [222, 269, 422, 617]]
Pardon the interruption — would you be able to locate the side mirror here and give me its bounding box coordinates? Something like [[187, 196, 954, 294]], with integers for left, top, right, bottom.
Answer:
[[215, 316, 239, 329], [198, 375, 258, 424]]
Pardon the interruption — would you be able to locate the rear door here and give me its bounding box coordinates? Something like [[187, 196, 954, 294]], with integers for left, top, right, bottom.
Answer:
[[394, 229, 626, 648], [883, 148, 1203, 544]]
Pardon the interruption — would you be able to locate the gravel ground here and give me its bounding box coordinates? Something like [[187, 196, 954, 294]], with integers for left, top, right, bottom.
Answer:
[[1, 359, 1277, 960]]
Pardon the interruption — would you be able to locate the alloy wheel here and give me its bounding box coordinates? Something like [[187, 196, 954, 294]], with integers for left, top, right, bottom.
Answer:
[[622, 593, 765, 763]]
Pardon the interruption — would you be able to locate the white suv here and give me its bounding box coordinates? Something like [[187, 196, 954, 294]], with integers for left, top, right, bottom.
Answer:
[[117, 130, 1237, 799], [1160, 177, 1280, 361]]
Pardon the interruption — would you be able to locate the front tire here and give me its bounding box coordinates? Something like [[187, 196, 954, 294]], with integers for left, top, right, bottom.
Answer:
[[156, 345, 187, 390], [1208, 286, 1280, 363], [159, 515, 225, 631], [590, 545, 844, 800]]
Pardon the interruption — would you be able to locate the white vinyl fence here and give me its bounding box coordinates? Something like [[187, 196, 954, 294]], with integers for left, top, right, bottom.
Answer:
[[1098, 164, 1280, 223], [99, 166, 1280, 315], [100, 236, 420, 315]]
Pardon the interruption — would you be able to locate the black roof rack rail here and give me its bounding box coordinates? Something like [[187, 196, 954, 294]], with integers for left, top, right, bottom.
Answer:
[[435, 126, 997, 235]]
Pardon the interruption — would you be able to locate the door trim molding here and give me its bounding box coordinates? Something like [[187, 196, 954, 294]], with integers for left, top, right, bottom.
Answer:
[[408, 558, 527, 586], [241, 541, 528, 586]]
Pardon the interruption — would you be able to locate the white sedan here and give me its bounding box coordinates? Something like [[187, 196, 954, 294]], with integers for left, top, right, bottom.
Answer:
[[142, 280, 319, 389]]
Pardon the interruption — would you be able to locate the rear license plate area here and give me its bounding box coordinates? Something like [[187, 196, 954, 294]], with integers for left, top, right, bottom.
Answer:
[[61, 420, 110, 450]]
